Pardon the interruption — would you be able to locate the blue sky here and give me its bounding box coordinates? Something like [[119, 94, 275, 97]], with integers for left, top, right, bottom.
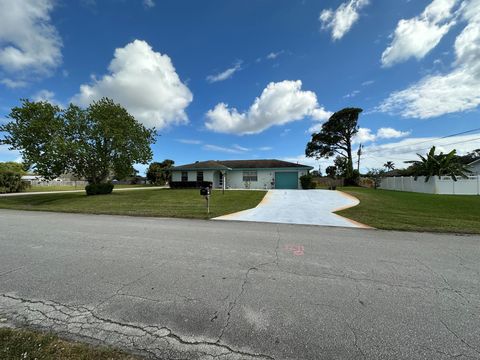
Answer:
[[1, 0, 479, 174]]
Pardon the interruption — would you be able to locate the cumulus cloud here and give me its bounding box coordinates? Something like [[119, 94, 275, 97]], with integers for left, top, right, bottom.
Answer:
[[205, 80, 330, 135], [353, 127, 411, 144], [206, 61, 242, 83], [378, 0, 480, 118], [0, 0, 62, 81], [32, 89, 63, 107], [381, 0, 459, 67], [319, 0, 370, 41], [72, 40, 193, 129]]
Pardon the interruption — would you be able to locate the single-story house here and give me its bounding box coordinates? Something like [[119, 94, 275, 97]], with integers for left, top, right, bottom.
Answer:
[[171, 159, 313, 189], [467, 159, 480, 175]]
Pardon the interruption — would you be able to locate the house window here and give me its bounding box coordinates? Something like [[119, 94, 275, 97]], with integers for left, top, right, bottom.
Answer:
[[197, 171, 204, 182], [243, 171, 257, 182], [181, 171, 188, 182]]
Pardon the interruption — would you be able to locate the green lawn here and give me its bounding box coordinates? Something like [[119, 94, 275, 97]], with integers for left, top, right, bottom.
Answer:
[[337, 187, 480, 234], [25, 184, 154, 192], [0, 189, 266, 219], [0, 327, 139, 360]]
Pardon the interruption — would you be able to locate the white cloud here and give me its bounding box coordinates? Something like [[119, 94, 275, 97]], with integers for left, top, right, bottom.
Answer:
[[361, 80, 374, 86], [177, 139, 203, 145], [381, 0, 459, 67], [378, 0, 480, 118], [32, 89, 63, 107], [0, 78, 27, 89], [343, 90, 360, 98], [266, 51, 284, 60], [72, 40, 193, 129], [353, 127, 410, 144], [202, 144, 248, 154], [143, 0, 155, 8], [206, 61, 242, 83], [377, 127, 411, 139], [205, 80, 330, 135], [0, 0, 61, 79], [361, 133, 480, 170], [319, 0, 370, 41], [258, 146, 273, 151]]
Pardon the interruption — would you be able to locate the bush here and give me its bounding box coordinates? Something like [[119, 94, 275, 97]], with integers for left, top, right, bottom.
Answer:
[[300, 174, 316, 189], [85, 183, 114, 195], [169, 181, 213, 189], [0, 171, 30, 193]]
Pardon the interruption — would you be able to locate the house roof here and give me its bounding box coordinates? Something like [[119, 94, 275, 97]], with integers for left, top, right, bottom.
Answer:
[[171, 160, 232, 171], [171, 159, 313, 170]]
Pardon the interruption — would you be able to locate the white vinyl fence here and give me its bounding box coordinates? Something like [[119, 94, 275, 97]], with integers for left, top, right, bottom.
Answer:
[[379, 176, 480, 195]]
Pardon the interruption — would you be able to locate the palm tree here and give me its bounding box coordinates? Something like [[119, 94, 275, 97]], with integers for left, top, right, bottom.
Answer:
[[405, 146, 472, 182], [383, 161, 395, 171]]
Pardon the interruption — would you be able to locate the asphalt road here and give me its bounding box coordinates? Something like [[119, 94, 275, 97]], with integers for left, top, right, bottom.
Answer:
[[0, 210, 479, 359]]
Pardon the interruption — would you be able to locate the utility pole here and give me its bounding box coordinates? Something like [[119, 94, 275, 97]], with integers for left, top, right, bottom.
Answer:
[[357, 144, 363, 172]]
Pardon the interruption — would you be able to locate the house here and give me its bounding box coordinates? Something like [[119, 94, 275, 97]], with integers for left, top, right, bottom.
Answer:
[[467, 159, 480, 175], [171, 159, 313, 189]]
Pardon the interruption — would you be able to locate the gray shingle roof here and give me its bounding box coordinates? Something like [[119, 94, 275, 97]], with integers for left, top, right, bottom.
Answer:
[[171, 159, 312, 170]]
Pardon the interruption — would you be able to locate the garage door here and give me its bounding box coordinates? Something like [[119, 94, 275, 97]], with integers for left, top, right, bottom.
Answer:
[[275, 172, 298, 189]]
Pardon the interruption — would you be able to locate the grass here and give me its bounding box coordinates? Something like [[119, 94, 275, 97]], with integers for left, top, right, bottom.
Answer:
[[0, 327, 139, 360], [337, 187, 480, 234], [25, 184, 154, 192], [0, 189, 266, 219]]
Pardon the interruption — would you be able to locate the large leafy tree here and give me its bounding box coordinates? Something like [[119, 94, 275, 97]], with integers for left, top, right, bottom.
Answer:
[[146, 159, 175, 185], [405, 146, 472, 181], [0, 98, 156, 185], [306, 107, 362, 183]]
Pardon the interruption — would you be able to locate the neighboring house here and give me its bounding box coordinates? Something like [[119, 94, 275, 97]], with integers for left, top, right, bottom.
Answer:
[[467, 159, 480, 175], [171, 159, 313, 190]]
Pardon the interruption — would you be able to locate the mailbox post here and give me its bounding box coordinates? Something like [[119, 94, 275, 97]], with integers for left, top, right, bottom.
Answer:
[[200, 186, 211, 214]]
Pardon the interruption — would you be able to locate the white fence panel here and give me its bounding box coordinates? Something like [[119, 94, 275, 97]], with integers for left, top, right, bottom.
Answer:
[[379, 176, 480, 195]]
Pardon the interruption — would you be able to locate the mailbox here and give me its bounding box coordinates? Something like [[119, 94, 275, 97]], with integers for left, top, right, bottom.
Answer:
[[200, 187, 210, 196]]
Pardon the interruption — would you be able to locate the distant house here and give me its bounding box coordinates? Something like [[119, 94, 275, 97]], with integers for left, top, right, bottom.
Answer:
[[171, 159, 313, 189], [467, 159, 480, 175]]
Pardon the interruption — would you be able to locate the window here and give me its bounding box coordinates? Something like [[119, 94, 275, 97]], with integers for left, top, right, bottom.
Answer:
[[243, 171, 257, 182], [181, 171, 188, 182], [197, 171, 204, 182]]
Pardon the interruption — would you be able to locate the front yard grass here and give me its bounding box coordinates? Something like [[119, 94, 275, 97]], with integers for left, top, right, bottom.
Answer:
[[337, 187, 480, 234], [0, 327, 139, 360], [0, 189, 266, 219]]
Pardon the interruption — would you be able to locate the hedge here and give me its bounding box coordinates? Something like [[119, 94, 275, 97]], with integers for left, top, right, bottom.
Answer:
[[0, 171, 30, 193], [85, 183, 114, 195]]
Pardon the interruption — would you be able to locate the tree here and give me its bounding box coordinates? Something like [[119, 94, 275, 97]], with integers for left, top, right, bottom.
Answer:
[[0, 162, 27, 174], [405, 146, 472, 182], [334, 156, 349, 177], [146, 159, 175, 185], [0, 98, 156, 188], [383, 161, 395, 171], [366, 168, 385, 189], [326, 166, 337, 179], [306, 107, 362, 184]]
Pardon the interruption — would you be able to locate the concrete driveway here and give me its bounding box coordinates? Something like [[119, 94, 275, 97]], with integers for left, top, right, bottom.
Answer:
[[214, 189, 367, 228]]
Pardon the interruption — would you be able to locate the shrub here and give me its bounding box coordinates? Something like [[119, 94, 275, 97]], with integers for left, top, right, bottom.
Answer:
[[300, 174, 316, 189], [0, 171, 30, 193], [169, 181, 213, 189], [85, 183, 114, 195]]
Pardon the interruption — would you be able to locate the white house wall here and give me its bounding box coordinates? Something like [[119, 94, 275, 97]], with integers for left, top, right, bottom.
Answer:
[[172, 169, 309, 189]]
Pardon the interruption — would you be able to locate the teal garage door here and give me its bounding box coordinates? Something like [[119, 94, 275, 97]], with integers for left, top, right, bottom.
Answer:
[[275, 172, 298, 189]]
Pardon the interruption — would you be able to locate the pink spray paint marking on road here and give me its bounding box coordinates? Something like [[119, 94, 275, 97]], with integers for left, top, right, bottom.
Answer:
[[284, 245, 304, 256]]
